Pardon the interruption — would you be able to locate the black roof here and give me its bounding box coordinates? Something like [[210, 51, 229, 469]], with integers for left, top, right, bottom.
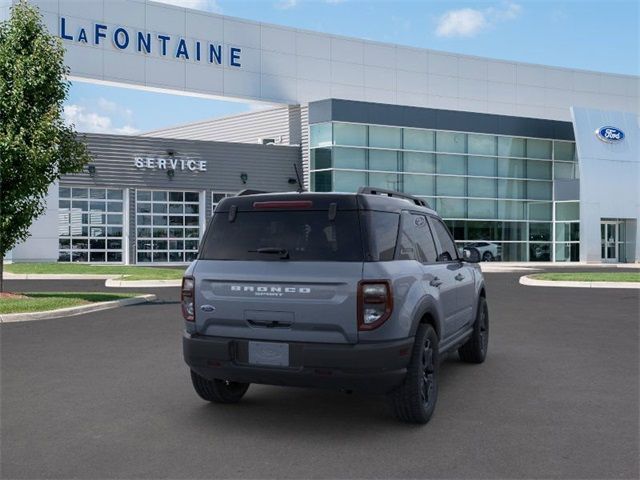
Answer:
[[215, 190, 438, 216]]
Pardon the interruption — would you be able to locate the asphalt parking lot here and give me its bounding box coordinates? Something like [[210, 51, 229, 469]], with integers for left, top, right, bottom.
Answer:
[[1, 269, 638, 479]]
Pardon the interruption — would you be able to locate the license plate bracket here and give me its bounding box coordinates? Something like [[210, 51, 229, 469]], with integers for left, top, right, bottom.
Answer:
[[248, 341, 289, 367]]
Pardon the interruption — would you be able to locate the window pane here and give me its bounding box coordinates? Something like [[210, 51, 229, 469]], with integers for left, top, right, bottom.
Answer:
[[527, 181, 552, 200], [403, 174, 434, 196], [334, 171, 366, 192], [59, 187, 71, 198], [364, 211, 400, 261], [468, 156, 496, 177], [436, 154, 466, 175], [169, 192, 183, 202], [436, 176, 466, 196], [468, 134, 497, 156], [468, 178, 496, 198], [311, 148, 332, 170], [137, 190, 151, 201], [498, 201, 524, 220], [437, 198, 466, 218], [527, 160, 552, 179], [404, 152, 435, 173], [468, 200, 496, 219], [369, 172, 400, 191], [153, 192, 167, 202], [498, 158, 526, 178], [498, 179, 525, 199], [310, 122, 332, 147], [498, 136, 525, 157], [334, 147, 366, 169], [73, 188, 88, 198], [555, 243, 579, 262], [312, 171, 332, 192], [556, 201, 579, 221], [529, 243, 551, 261], [555, 222, 580, 242], [554, 162, 576, 180], [185, 192, 199, 203], [429, 217, 459, 261], [404, 129, 434, 151], [436, 131, 466, 153], [529, 223, 552, 241], [369, 125, 402, 149], [369, 150, 398, 171], [527, 202, 552, 221], [90, 189, 106, 199], [107, 189, 123, 200], [527, 138, 552, 159], [334, 123, 367, 147], [554, 141, 576, 161]]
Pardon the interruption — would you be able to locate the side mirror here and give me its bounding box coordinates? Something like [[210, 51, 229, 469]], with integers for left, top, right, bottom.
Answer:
[[462, 247, 480, 263]]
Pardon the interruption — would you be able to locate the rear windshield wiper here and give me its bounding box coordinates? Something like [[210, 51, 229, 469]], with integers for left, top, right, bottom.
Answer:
[[248, 247, 290, 259]]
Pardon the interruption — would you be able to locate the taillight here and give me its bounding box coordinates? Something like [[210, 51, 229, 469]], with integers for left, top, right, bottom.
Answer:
[[358, 280, 393, 331], [181, 276, 195, 322]]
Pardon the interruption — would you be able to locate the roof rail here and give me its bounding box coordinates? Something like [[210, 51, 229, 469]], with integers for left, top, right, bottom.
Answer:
[[236, 189, 269, 196], [357, 187, 430, 208]]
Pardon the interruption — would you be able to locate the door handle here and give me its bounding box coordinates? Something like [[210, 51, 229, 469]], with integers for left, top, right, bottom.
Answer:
[[429, 277, 443, 287], [455, 273, 465, 281]]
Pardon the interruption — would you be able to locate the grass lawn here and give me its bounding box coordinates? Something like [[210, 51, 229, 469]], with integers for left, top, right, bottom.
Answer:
[[0, 292, 140, 315], [531, 272, 640, 283], [5, 263, 184, 281]]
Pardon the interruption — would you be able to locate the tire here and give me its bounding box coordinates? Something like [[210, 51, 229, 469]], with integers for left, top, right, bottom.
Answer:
[[190, 370, 250, 404], [387, 324, 439, 424], [482, 251, 494, 262], [458, 297, 489, 364]]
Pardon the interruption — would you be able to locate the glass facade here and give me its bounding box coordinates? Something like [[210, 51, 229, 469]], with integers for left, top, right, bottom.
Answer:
[[58, 187, 124, 263], [135, 190, 200, 263], [309, 122, 580, 261]]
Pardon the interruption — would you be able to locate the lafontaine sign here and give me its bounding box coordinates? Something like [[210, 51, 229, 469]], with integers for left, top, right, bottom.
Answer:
[[60, 18, 242, 68], [134, 157, 207, 172], [595, 126, 625, 143]]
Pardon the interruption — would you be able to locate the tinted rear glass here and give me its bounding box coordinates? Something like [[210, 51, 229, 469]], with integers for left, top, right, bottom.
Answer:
[[363, 211, 400, 261], [200, 211, 363, 261]]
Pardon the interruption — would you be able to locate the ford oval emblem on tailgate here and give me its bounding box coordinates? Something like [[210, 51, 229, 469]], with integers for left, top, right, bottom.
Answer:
[[200, 305, 216, 312]]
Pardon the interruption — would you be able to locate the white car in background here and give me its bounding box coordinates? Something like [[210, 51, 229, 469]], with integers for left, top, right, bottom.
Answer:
[[464, 242, 502, 262]]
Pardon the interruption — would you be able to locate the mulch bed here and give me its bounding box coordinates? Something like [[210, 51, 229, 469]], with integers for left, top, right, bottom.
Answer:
[[0, 292, 27, 299]]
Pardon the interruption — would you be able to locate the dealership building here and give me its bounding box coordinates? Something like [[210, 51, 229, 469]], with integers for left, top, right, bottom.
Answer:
[[4, 0, 639, 264]]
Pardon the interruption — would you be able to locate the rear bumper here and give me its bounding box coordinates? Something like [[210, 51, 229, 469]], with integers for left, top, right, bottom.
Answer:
[[183, 333, 414, 394]]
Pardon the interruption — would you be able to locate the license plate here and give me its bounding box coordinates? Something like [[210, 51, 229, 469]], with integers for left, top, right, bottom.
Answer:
[[248, 341, 289, 367]]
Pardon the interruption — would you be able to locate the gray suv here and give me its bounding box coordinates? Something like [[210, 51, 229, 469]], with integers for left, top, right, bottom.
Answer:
[[182, 187, 488, 424]]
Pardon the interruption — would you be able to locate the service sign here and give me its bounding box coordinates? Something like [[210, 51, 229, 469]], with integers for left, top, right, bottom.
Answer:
[[134, 156, 207, 172], [595, 126, 625, 143]]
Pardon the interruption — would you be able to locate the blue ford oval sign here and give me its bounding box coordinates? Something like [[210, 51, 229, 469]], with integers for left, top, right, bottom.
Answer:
[[595, 126, 625, 143]]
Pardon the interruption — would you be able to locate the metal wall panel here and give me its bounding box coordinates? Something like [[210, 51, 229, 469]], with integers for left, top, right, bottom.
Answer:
[[143, 105, 302, 145], [61, 133, 301, 193]]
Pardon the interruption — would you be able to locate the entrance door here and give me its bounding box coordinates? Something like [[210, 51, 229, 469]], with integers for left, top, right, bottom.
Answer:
[[601, 221, 618, 262]]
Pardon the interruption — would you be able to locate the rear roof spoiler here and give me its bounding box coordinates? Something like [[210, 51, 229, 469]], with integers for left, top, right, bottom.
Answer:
[[357, 187, 430, 208]]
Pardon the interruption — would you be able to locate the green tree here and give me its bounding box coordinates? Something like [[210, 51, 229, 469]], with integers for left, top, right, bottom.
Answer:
[[0, 0, 90, 292]]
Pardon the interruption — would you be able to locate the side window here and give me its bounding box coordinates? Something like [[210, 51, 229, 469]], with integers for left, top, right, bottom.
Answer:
[[396, 212, 438, 263], [430, 217, 459, 262]]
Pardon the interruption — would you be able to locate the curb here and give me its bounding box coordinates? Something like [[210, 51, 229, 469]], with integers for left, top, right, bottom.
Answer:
[[0, 294, 157, 324], [3, 273, 181, 288], [105, 278, 181, 288], [3, 273, 116, 280], [519, 275, 640, 289]]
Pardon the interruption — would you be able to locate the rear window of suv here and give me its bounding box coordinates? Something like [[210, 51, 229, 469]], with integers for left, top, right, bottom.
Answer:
[[200, 211, 364, 261]]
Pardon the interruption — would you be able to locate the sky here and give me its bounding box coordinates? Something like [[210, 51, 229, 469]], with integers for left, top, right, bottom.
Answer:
[[63, 0, 639, 135]]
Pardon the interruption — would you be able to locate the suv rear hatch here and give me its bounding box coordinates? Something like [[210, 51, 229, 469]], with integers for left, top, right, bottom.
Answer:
[[193, 195, 364, 344]]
